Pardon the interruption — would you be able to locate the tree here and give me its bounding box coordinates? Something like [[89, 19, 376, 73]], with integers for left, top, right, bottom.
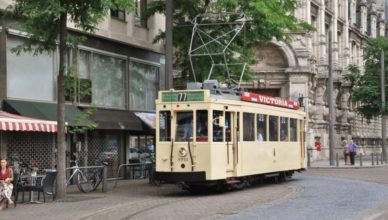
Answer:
[[146, 0, 313, 86], [345, 37, 388, 120], [8, 0, 133, 200]]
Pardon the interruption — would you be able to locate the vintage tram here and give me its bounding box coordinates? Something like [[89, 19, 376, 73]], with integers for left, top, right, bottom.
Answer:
[[154, 83, 307, 191]]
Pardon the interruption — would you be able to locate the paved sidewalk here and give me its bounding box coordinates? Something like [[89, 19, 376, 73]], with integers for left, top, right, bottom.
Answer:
[[0, 179, 180, 220], [309, 158, 388, 168]]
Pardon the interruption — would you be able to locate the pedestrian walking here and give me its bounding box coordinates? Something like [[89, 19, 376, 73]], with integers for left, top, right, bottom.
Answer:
[[314, 138, 321, 160], [342, 140, 350, 165], [348, 140, 358, 165]]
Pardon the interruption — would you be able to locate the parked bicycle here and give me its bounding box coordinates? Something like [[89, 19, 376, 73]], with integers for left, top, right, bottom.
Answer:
[[66, 158, 108, 193]]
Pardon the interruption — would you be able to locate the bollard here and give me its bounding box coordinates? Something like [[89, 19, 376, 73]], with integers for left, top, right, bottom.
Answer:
[[102, 166, 108, 192], [336, 153, 339, 167], [372, 153, 375, 166], [307, 150, 311, 168], [359, 153, 363, 167], [377, 153, 380, 165]]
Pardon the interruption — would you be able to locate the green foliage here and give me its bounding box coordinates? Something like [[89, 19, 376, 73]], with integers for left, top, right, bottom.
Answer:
[[146, 0, 314, 83], [346, 37, 388, 120], [68, 108, 98, 134], [8, 0, 134, 55]]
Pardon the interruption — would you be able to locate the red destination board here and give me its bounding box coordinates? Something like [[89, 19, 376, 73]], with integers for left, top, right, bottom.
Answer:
[[241, 92, 300, 110]]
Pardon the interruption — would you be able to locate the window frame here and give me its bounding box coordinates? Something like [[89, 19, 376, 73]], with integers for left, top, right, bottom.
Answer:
[[128, 57, 160, 112], [134, 0, 148, 28], [75, 47, 127, 109], [111, 9, 126, 21]]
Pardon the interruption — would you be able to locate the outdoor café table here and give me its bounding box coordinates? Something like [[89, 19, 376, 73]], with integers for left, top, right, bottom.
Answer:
[[22, 173, 45, 204]]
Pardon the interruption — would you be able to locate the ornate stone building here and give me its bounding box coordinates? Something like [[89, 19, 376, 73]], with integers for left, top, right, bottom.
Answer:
[[245, 0, 387, 156]]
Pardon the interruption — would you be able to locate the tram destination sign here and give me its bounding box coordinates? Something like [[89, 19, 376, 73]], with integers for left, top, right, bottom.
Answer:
[[161, 91, 205, 102], [242, 92, 300, 110]]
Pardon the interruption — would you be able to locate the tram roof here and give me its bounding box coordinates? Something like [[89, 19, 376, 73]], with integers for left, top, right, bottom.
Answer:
[[157, 89, 302, 112]]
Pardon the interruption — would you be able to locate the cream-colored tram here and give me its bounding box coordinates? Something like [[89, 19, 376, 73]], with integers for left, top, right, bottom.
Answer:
[[154, 87, 307, 191]]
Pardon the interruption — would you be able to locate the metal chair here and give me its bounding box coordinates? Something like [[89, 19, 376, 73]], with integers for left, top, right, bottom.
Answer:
[[30, 171, 57, 203]]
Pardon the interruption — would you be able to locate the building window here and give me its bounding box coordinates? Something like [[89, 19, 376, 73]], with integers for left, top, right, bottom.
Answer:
[[129, 60, 159, 111], [135, 0, 147, 28], [7, 37, 55, 101], [75, 50, 126, 109], [111, 9, 126, 21]]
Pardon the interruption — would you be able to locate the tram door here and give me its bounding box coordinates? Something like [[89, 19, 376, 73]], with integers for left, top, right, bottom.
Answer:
[[225, 111, 237, 174]]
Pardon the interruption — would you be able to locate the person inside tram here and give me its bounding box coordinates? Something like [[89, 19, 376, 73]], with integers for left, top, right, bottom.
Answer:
[[182, 118, 193, 141], [257, 129, 264, 142], [0, 159, 14, 209]]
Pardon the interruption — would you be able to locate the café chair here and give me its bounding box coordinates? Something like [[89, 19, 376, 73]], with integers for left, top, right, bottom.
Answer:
[[30, 171, 57, 203]]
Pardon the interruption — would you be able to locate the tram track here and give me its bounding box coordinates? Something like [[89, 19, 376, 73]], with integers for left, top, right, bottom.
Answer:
[[77, 180, 304, 220]]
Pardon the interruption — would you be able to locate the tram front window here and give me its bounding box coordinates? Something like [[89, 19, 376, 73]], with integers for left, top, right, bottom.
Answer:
[[196, 110, 208, 142], [159, 111, 171, 141], [175, 112, 193, 141]]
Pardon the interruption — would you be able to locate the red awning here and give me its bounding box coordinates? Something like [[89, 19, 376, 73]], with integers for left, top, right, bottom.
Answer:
[[0, 111, 57, 132]]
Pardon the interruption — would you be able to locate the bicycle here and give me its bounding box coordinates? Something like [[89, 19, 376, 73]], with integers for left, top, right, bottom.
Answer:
[[66, 159, 108, 193]]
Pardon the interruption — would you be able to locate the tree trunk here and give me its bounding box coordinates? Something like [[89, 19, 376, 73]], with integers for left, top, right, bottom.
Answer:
[[56, 8, 68, 200]]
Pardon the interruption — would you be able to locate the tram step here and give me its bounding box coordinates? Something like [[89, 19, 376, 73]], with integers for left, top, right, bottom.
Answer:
[[226, 179, 240, 184], [264, 173, 280, 178]]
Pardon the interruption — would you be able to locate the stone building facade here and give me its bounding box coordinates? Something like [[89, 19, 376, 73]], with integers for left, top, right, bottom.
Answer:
[[244, 0, 387, 156]]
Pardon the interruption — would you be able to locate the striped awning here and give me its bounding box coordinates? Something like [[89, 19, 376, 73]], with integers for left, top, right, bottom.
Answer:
[[0, 111, 57, 132]]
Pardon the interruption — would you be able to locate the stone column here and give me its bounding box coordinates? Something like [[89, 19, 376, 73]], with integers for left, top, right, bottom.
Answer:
[[360, 0, 368, 34], [319, 0, 326, 64], [332, 0, 339, 68]]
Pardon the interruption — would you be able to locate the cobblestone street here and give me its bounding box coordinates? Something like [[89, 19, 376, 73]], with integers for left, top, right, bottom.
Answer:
[[2, 166, 388, 219]]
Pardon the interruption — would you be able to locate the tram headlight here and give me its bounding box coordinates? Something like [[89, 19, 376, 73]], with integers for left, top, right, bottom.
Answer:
[[178, 147, 188, 157]]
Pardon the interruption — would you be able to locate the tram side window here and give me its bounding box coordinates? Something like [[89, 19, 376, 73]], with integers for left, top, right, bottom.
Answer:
[[159, 111, 171, 141], [280, 117, 289, 141], [243, 113, 255, 141], [196, 110, 208, 142], [213, 111, 223, 142], [225, 112, 232, 142], [175, 112, 193, 142], [290, 118, 297, 142], [257, 114, 267, 142], [269, 116, 278, 141]]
